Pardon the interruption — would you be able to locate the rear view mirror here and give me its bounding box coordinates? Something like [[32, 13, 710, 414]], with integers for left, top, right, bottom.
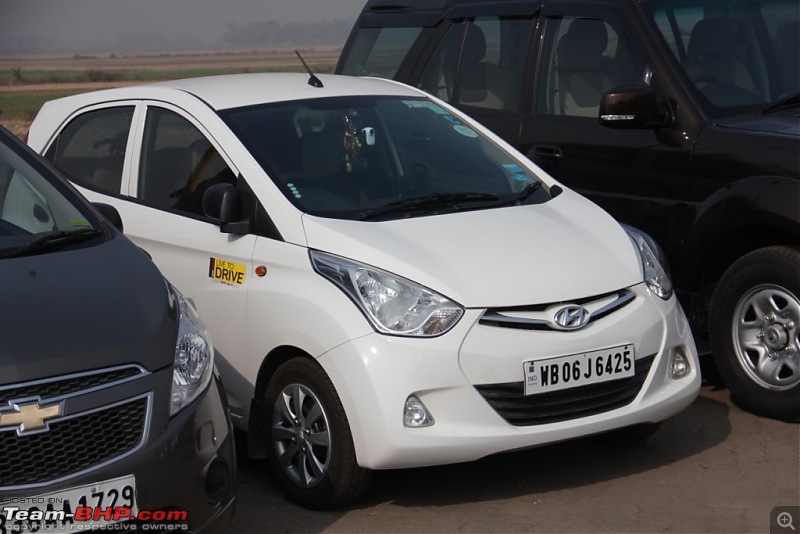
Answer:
[[599, 86, 666, 129], [92, 202, 123, 233], [202, 183, 250, 234]]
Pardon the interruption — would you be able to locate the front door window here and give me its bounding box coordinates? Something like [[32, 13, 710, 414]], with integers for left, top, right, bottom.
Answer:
[[138, 107, 235, 217], [537, 16, 645, 117]]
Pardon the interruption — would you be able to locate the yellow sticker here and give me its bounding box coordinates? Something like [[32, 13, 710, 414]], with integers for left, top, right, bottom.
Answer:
[[209, 257, 246, 286]]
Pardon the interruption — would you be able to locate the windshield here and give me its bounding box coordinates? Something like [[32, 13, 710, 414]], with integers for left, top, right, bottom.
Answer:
[[648, 0, 799, 113], [0, 133, 102, 258], [221, 96, 550, 220]]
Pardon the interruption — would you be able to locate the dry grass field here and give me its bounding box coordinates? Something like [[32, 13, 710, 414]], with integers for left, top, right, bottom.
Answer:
[[0, 47, 341, 138]]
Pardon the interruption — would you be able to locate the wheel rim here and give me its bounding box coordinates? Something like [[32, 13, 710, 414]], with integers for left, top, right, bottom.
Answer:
[[271, 383, 331, 488], [732, 284, 800, 391]]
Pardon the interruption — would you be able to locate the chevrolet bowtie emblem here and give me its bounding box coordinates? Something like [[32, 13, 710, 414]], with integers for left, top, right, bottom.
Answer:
[[0, 400, 63, 435]]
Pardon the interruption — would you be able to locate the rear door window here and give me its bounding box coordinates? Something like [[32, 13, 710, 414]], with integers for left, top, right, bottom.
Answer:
[[419, 16, 531, 111], [43, 107, 134, 195]]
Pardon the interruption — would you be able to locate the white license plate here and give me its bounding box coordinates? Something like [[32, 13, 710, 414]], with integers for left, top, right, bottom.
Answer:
[[1, 475, 137, 529], [524, 344, 635, 395]]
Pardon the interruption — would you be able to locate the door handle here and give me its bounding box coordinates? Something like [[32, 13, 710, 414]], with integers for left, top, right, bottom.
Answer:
[[527, 145, 563, 160]]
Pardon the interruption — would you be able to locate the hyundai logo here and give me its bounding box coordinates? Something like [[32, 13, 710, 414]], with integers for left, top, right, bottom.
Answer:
[[553, 305, 590, 330]]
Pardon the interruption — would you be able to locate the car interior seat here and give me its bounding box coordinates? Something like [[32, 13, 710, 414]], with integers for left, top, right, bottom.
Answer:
[[91, 157, 123, 193], [556, 18, 619, 117], [457, 25, 514, 110], [301, 131, 343, 180], [682, 18, 758, 100], [141, 147, 193, 209]]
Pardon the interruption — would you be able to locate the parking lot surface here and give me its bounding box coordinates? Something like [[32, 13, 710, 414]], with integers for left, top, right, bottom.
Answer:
[[224, 362, 799, 533]]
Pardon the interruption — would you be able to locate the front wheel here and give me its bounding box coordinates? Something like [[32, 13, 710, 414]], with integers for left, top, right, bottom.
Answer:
[[264, 357, 371, 509], [710, 246, 800, 422]]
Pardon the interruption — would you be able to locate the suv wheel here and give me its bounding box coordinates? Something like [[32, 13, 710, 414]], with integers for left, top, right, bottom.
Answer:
[[710, 246, 800, 422], [264, 357, 371, 509]]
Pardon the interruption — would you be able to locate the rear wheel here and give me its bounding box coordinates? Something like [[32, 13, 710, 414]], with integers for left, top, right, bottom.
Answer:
[[264, 357, 371, 509], [710, 246, 800, 422]]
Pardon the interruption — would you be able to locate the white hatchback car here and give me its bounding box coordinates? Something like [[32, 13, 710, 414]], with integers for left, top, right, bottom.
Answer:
[[28, 72, 700, 509]]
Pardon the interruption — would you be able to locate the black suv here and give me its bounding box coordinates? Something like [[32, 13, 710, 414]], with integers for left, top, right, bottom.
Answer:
[[336, 0, 800, 421]]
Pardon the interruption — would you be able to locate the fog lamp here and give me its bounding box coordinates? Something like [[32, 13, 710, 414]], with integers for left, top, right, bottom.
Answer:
[[670, 348, 690, 379], [404, 395, 434, 428]]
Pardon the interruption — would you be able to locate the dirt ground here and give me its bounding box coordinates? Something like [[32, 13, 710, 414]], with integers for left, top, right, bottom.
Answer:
[[0, 47, 341, 139]]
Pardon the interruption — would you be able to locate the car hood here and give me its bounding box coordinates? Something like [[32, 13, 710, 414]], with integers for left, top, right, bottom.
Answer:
[[0, 237, 177, 385], [302, 190, 643, 307], [716, 115, 800, 136]]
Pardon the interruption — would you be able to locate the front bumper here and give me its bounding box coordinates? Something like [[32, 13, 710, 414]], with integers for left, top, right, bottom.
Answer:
[[319, 285, 701, 470], [0, 369, 236, 532]]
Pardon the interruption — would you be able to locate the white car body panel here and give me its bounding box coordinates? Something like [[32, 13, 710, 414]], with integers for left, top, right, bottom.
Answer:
[[302, 190, 641, 307], [26, 72, 701, 472]]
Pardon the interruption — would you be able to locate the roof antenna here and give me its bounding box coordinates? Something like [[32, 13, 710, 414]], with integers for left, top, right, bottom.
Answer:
[[295, 50, 323, 88]]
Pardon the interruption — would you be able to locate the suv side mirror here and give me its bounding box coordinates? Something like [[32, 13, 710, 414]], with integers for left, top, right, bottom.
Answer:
[[599, 85, 666, 129], [202, 183, 251, 234]]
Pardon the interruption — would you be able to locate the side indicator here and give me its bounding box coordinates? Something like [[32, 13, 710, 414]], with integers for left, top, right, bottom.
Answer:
[[255, 265, 267, 277]]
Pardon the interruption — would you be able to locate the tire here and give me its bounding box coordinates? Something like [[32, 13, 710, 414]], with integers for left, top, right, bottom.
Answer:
[[710, 246, 800, 422], [264, 357, 372, 509]]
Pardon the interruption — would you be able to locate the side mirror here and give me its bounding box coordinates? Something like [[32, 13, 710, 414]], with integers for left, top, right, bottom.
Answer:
[[599, 85, 666, 129], [92, 202, 124, 233], [202, 183, 251, 234]]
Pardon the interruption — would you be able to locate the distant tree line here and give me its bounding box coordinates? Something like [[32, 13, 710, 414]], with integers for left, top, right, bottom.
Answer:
[[223, 19, 353, 47]]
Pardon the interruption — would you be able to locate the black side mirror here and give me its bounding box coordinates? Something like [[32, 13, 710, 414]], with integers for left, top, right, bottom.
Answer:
[[202, 183, 251, 234], [599, 85, 666, 129], [92, 202, 124, 233]]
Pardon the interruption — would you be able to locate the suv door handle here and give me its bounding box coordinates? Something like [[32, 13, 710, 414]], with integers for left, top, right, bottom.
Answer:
[[527, 145, 563, 160]]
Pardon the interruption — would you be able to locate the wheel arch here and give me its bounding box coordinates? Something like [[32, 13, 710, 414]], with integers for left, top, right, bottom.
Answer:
[[246, 345, 317, 458], [682, 175, 800, 336]]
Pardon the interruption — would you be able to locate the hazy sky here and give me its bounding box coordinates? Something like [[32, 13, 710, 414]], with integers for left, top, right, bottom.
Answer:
[[1, 0, 367, 53]]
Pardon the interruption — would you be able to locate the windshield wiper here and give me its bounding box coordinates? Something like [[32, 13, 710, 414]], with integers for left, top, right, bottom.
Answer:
[[360, 192, 501, 221], [3, 228, 103, 258], [505, 181, 544, 205], [763, 93, 800, 114]]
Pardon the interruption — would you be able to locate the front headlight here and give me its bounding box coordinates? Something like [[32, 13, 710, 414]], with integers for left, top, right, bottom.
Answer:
[[169, 284, 214, 415], [310, 250, 464, 337], [623, 225, 673, 300]]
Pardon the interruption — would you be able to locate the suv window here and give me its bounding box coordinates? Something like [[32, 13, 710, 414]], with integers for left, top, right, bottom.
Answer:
[[538, 16, 645, 117], [340, 26, 424, 78], [138, 107, 235, 216], [420, 17, 529, 111], [44, 107, 133, 194]]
